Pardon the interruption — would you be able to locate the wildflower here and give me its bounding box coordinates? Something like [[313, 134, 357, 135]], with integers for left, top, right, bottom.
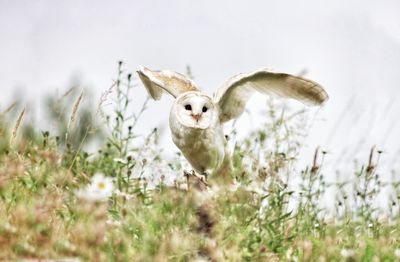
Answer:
[[75, 173, 114, 202], [59, 240, 77, 253], [394, 249, 400, 258], [340, 248, 355, 258], [114, 189, 134, 200], [106, 218, 122, 227], [229, 180, 241, 192], [3, 223, 17, 234], [113, 158, 127, 164]]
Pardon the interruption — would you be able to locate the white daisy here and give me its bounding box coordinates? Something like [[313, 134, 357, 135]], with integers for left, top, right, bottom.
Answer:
[[76, 173, 114, 202], [340, 248, 355, 258], [394, 249, 400, 258]]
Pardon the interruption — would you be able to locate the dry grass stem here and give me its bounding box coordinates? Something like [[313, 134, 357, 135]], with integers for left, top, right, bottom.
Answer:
[[9, 107, 25, 147], [2, 101, 18, 115], [61, 87, 76, 98], [65, 90, 84, 142]]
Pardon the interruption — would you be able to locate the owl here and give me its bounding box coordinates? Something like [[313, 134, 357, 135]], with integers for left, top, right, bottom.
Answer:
[[137, 66, 328, 181]]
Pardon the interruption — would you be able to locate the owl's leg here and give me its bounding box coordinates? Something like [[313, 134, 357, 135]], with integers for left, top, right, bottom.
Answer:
[[183, 169, 196, 179], [183, 169, 209, 190], [202, 170, 210, 182], [183, 170, 192, 191]]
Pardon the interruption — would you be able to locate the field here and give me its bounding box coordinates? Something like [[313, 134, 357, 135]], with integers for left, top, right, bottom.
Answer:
[[0, 63, 399, 261]]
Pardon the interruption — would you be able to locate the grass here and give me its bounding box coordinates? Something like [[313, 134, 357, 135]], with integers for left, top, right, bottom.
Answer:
[[0, 62, 399, 261]]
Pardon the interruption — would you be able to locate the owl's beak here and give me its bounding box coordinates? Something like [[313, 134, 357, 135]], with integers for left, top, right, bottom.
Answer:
[[191, 114, 201, 122]]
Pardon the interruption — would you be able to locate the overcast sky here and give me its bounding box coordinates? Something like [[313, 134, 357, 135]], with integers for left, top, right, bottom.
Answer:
[[1, 0, 400, 176]]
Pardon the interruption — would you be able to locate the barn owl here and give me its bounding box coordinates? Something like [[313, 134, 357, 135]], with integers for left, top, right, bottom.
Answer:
[[137, 66, 328, 180]]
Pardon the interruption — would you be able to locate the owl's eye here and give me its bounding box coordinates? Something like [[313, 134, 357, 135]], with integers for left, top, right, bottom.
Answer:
[[184, 104, 192, 111], [202, 106, 208, 113]]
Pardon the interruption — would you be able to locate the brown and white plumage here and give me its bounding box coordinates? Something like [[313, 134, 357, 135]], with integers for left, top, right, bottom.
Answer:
[[137, 66, 328, 178], [137, 66, 199, 100], [215, 69, 328, 123]]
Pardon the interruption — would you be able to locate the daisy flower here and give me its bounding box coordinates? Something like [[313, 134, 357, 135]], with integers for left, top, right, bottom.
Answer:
[[340, 248, 355, 258], [75, 173, 114, 202]]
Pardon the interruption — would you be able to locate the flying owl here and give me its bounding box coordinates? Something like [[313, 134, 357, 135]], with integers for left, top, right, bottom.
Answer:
[[137, 66, 328, 180]]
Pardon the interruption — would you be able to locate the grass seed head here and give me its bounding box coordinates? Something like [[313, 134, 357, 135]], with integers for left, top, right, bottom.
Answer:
[[9, 107, 25, 148]]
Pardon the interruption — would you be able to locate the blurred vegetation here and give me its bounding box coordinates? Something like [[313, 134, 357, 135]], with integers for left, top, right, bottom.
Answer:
[[0, 62, 399, 261]]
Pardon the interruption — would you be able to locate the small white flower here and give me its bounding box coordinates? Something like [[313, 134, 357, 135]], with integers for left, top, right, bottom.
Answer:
[[113, 158, 127, 164], [3, 222, 17, 233], [394, 249, 400, 258], [75, 173, 114, 202], [229, 180, 241, 192], [340, 248, 355, 258], [60, 240, 77, 252], [114, 189, 134, 200], [106, 218, 122, 227]]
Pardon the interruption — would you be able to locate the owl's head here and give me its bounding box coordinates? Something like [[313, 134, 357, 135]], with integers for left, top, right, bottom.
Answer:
[[172, 91, 217, 129]]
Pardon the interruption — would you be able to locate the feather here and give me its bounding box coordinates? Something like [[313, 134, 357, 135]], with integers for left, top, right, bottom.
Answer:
[[214, 69, 328, 123], [137, 66, 200, 100]]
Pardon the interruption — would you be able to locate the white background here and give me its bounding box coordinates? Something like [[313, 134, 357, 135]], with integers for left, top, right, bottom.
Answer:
[[1, 0, 400, 179]]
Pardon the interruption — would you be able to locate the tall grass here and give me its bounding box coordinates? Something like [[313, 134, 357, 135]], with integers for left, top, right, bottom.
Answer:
[[0, 62, 399, 261]]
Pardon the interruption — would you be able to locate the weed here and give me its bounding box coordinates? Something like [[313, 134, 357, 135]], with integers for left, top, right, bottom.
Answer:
[[0, 63, 398, 261]]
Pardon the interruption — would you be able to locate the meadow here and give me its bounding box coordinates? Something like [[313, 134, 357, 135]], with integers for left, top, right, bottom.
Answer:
[[0, 62, 399, 261]]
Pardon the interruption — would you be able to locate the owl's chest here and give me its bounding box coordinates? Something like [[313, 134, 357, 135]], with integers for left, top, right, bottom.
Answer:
[[170, 124, 225, 173], [173, 128, 215, 151]]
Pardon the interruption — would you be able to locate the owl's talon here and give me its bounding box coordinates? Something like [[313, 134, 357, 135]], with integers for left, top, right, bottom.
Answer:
[[183, 170, 210, 188], [201, 172, 210, 183], [196, 173, 210, 188]]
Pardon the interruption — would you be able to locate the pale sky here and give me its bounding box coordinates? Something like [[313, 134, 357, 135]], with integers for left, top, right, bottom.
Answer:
[[1, 0, 400, 177]]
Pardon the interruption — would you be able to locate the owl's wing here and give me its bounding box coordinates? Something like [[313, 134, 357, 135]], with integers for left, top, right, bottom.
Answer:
[[214, 69, 328, 123], [137, 66, 200, 100]]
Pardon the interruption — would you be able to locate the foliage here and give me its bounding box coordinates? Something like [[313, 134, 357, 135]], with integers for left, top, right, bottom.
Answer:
[[0, 62, 399, 261]]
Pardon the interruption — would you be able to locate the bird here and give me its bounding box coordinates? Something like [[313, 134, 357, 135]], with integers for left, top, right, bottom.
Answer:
[[137, 66, 328, 181]]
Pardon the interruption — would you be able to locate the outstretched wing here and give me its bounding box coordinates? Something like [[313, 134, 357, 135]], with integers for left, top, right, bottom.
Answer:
[[214, 69, 328, 123], [137, 66, 200, 100]]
